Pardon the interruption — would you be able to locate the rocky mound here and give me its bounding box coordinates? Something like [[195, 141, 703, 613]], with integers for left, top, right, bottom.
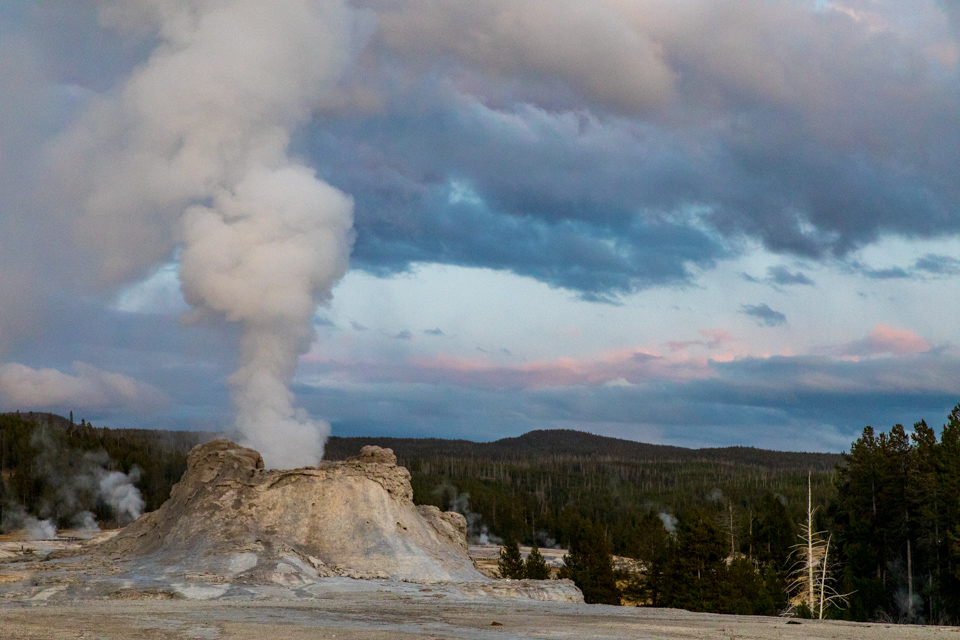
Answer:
[[95, 439, 483, 584]]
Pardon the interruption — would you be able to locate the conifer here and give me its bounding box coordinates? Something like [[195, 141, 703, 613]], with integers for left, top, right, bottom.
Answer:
[[559, 520, 621, 604], [497, 534, 525, 579], [524, 542, 551, 579]]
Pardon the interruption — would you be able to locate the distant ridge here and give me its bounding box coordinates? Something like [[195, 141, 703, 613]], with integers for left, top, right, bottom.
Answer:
[[5, 413, 839, 472], [325, 429, 840, 472]]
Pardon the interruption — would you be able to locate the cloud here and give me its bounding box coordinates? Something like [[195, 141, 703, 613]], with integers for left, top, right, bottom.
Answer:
[[372, 0, 678, 116], [311, 101, 729, 299], [297, 346, 960, 451], [0, 361, 167, 413], [394, 330, 413, 340], [2, 1, 960, 455], [861, 266, 913, 280], [320, 0, 960, 295], [766, 265, 815, 287], [839, 324, 931, 357], [5, 0, 952, 314], [740, 303, 787, 327], [300, 346, 688, 391], [847, 253, 960, 281], [423, 328, 445, 336], [700, 329, 733, 348], [668, 328, 733, 352], [914, 254, 960, 275]]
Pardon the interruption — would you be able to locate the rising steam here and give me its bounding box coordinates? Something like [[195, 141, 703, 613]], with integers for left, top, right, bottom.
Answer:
[[55, 1, 355, 468]]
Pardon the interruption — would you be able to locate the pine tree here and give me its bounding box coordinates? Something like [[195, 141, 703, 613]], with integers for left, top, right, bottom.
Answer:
[[622, 510, 670, 606], [559, 520, 621, 605], [660, 508, 726, 612], [524, 542, 551, 579], [750, 493, 794, 572], [497, 534, 525, 579]]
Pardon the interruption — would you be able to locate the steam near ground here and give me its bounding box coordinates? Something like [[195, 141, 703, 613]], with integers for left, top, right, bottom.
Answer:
[[0, 425, 143, 539]]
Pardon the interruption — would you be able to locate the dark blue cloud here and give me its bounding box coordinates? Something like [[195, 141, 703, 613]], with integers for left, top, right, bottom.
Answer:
[[744, 265, 815, 288], [848, 254, 960, 281], [862, 266, 913, 280], [914, 254, 960, 275], [766, 266, 814, 286], [305, 98, 729, 300], [301, 47, 960, 300], [740, 303, 787, 327]]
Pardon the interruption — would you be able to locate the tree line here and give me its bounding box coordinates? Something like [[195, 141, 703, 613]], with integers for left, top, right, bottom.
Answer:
[[0, 412, 203, 528], [513, 408, 960, 623]]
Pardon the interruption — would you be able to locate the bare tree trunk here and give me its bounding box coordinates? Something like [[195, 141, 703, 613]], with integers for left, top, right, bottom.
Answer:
[[808, 471, 815, 611], [819, 535, 831, 620]]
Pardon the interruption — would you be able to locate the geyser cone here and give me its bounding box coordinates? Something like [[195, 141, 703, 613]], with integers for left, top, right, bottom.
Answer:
[[96, 440, 482, 584]]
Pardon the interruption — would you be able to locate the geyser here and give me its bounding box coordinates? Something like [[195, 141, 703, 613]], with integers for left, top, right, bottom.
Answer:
[[53, 0, 355, 468]]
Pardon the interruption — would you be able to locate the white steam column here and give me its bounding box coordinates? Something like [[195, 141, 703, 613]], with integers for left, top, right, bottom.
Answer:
[[55, 1, 355, 468], [180, 167, 352, 468]]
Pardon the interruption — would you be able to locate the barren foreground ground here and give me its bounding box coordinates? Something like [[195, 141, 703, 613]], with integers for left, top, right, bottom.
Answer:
[[2, 536, 957, 639], [1, 582, 956, 640]]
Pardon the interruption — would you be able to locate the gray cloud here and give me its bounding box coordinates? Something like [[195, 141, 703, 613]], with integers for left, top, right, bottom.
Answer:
[[766, 266, 814, 287], [336, 0, 960, 282], [849, 253, 960, 281], [6, 1, 959, 318], [862, 266, 913, 280], [744, 265, 815, 288], [740, 303, 787, 327], [423, 328, 445, 336], [914, 254, 960, 276]]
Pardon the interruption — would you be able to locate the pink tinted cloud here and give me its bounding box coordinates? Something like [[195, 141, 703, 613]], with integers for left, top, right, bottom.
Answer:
[[303, 346, 713, 390], [667, 328, 733, 352], [699, 329, 732, 348], [840, 324, 931, 357], [407, 349, 686, 389]]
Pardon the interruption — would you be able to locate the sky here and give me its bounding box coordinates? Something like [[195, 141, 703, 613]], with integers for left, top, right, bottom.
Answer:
[[1, 0, 959, 454]]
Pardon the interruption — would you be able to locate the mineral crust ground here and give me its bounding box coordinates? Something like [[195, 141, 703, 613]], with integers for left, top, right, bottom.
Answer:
[[0, 584, 956, 640]]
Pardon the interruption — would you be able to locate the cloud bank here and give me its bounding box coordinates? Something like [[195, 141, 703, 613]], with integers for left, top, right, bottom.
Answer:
[[0, 1, 959, 453]]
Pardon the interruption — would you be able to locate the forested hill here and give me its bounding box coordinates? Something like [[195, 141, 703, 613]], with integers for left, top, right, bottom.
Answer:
[[5, 412, 841, 471], [324, 429, 840, 471]]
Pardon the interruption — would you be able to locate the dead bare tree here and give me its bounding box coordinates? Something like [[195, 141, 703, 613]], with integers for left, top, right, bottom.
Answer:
[[785, 471, 851, 618]]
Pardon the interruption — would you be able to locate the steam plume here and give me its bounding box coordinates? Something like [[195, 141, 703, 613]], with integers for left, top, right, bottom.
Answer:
[[55, 1, 355, 468]]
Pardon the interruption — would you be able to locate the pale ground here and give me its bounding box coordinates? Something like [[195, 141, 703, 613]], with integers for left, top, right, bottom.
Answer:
[[2, 536, 957, 639], [1, 586, 957, 640]]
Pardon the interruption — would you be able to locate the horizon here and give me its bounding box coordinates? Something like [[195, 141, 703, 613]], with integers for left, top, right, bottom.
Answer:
[[3, 410, 849, 457], [1, 2, 959, 458]]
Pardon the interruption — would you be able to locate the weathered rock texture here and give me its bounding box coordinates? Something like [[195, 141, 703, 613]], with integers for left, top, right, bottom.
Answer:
[[95, 440, 482, 583]]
